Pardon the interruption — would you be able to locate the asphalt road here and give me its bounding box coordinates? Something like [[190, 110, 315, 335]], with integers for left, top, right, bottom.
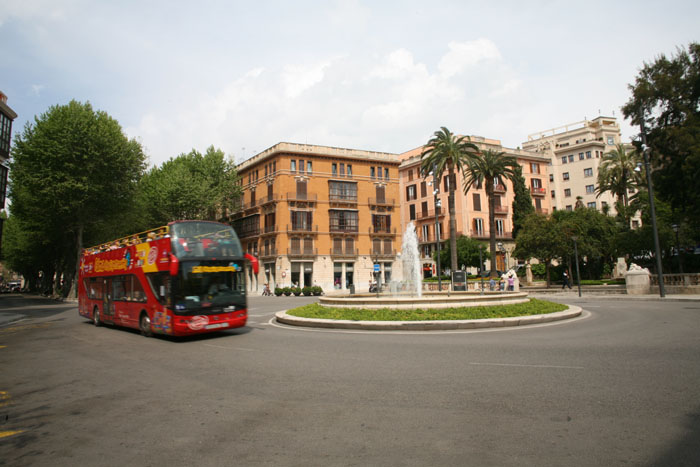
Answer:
[[1, 294, 699, 466]]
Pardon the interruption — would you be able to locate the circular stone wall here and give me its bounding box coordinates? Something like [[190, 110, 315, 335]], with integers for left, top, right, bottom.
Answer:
[[319, 291, 529, 309]]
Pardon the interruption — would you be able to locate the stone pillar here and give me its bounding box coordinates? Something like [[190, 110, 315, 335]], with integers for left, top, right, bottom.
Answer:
[[525, 264, 533, 285], [614, 257, 627, 279], [625, 264, 651, 295]]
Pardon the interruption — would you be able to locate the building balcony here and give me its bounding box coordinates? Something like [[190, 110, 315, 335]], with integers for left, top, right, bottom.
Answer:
[[494, 205, 509, 215], [329, 223, 359, 233], [368, 197, 396, 207], [417, 209, 444, 220], [237, 227, 260, 238], [536, 207, 549, 214], [242, 199, 259, 211], [260, 249, 278, 260], [286, 224, 319, 234], [258, 193, 282, 205], [530, 187, 546, 197], [371, 249, 396, 258], [493, 184, 506, 193], [287, 192, 318, 202], [469, 230, 512, 240], [287, 248, 318, 258], [330, 248, 359, 258], [262, 225, 278, 234], [329, 193, 358, 205], [369, 226, 397, 236]]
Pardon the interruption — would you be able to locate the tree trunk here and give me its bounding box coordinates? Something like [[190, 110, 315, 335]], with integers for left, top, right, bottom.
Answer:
[[487, 182, 497, 278], [448, 168, 458, 274], [68, 224, 84, 299]]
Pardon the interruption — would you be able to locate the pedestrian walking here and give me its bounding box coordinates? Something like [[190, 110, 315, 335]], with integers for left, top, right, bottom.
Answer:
[[562, 271, 572, 289]]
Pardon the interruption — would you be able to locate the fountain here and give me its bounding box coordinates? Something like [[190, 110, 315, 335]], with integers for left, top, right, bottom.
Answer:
[[318, 222, 529, 309], [401, 221, 422, 298]]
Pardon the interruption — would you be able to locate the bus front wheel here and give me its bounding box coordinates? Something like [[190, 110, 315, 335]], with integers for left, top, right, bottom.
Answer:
[[93, 307, 101, 326], [140, 312, 152, 337]]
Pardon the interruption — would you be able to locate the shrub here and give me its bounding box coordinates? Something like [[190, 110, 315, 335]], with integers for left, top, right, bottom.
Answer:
[[292, 287, 302, 296], [312, 286, 323, 296], [274, 287, 283, 296], [530, 263, 546, 277], [283, 287, 292, 296], [302, 286, 313, 296]]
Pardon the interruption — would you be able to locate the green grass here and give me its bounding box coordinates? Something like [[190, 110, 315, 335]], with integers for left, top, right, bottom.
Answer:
[[286, 298, 568, 321]]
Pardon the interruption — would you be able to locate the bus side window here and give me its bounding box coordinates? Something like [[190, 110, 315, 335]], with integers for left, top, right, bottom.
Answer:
[[132, 275, 146, 302], [113, 276, 126, 301]]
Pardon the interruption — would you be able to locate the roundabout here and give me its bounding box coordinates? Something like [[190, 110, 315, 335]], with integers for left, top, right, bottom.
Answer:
[[275, 303, 582, 331]]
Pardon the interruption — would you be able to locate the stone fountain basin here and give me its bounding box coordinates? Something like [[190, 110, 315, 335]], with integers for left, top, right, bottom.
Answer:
[[319, 291, 529, 309]]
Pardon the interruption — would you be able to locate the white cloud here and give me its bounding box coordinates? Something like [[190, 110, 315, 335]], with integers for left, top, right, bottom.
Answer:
[[438, 39, 501, 79], [31, 84, 45, 97], [282, 61, 332, 99]]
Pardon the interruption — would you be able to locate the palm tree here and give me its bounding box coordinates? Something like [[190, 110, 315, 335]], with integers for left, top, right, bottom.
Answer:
[[463, 149, 519, 278], [420, 127, 479, 274], [596, 144, 641, 224]]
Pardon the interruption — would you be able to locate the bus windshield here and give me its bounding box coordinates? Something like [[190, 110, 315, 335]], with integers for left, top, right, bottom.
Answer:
[[174, 260, 246, 313], [170, 221, 243, 259]]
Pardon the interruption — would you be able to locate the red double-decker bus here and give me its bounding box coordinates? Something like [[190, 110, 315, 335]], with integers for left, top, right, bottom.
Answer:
[[78, 220, 258, 337]]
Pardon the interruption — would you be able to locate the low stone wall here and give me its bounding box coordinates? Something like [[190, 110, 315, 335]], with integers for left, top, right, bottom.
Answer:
[[626, 271, 700, 294], [650, 274, 700, 294]]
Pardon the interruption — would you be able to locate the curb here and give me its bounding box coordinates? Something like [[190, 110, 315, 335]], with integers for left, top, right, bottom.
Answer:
[[274, 305, 582, 331], [0, 314, 28, 328]]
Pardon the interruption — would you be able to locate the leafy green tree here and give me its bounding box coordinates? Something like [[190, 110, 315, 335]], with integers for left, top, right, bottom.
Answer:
[[9, 100, 146, 296], [513, 213, 564, 286], [511, 165, 535, 238], [596, 144, 641, 226], [463, 149, 519, 278], [622, 42, 700, 239], [420, 127, 479, 274], [434, 235, 489, 272], [552, 208, 619, 280], [137, 146, 241, 227]]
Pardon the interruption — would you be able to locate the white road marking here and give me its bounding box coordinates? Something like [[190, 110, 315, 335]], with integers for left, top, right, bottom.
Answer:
[[266, 310, 592, 335], [203, 344, 255, 351], [469, 362, 585, 370]]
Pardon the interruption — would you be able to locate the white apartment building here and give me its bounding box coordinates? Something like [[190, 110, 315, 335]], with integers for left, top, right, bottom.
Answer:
[[522, 116, 623, 214]]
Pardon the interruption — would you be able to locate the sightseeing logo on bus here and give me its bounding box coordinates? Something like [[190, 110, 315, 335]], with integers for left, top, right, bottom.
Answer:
[[82, 244, 161, 275]]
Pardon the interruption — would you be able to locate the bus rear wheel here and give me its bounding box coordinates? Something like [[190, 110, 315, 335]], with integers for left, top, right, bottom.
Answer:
[[93, 307, 101, 326], [140, 312, 152, 337]]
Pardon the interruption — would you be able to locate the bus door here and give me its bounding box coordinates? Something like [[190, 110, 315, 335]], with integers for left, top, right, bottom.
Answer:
[[103, 277, 114, 322]]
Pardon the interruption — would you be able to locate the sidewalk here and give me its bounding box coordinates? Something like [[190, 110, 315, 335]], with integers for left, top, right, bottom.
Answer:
[[528, 291, 700, 301]]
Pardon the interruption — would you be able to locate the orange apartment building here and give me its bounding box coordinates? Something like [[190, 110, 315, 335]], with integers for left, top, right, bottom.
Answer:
[[231, 142, 401, 294], [398, 137, 553, 275]]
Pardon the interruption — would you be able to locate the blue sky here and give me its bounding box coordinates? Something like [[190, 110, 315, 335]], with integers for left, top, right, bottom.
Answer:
[[2, 0, 698, 167]]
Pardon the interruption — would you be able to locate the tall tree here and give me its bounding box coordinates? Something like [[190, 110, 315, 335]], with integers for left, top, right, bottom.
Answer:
[[420, 127, 478, 274], [434, 235, 489, 272], [596, 143, 641, 226], [137, 146, 241, 227], [463, 149, 519, 278], [513, 213, 564, 287], [9, 100, 146, 296], [622, 42, 700, 239], [511, 165, 535, 239]]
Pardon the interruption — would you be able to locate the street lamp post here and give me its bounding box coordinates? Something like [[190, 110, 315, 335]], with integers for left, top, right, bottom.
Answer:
[[672, 224, 683, 274], [431, 166, 442, 292], [639, 107, 665, 298], [571, 235, 582, 298], [478, 245, 484, 295]]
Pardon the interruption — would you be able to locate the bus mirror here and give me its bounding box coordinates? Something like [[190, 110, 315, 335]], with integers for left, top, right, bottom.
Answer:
[[159, 285, 166, 297], [169, 254, 179, 276]]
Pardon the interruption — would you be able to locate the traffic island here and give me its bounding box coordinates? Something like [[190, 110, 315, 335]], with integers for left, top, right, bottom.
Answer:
[[275, 303, 583, 331]]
